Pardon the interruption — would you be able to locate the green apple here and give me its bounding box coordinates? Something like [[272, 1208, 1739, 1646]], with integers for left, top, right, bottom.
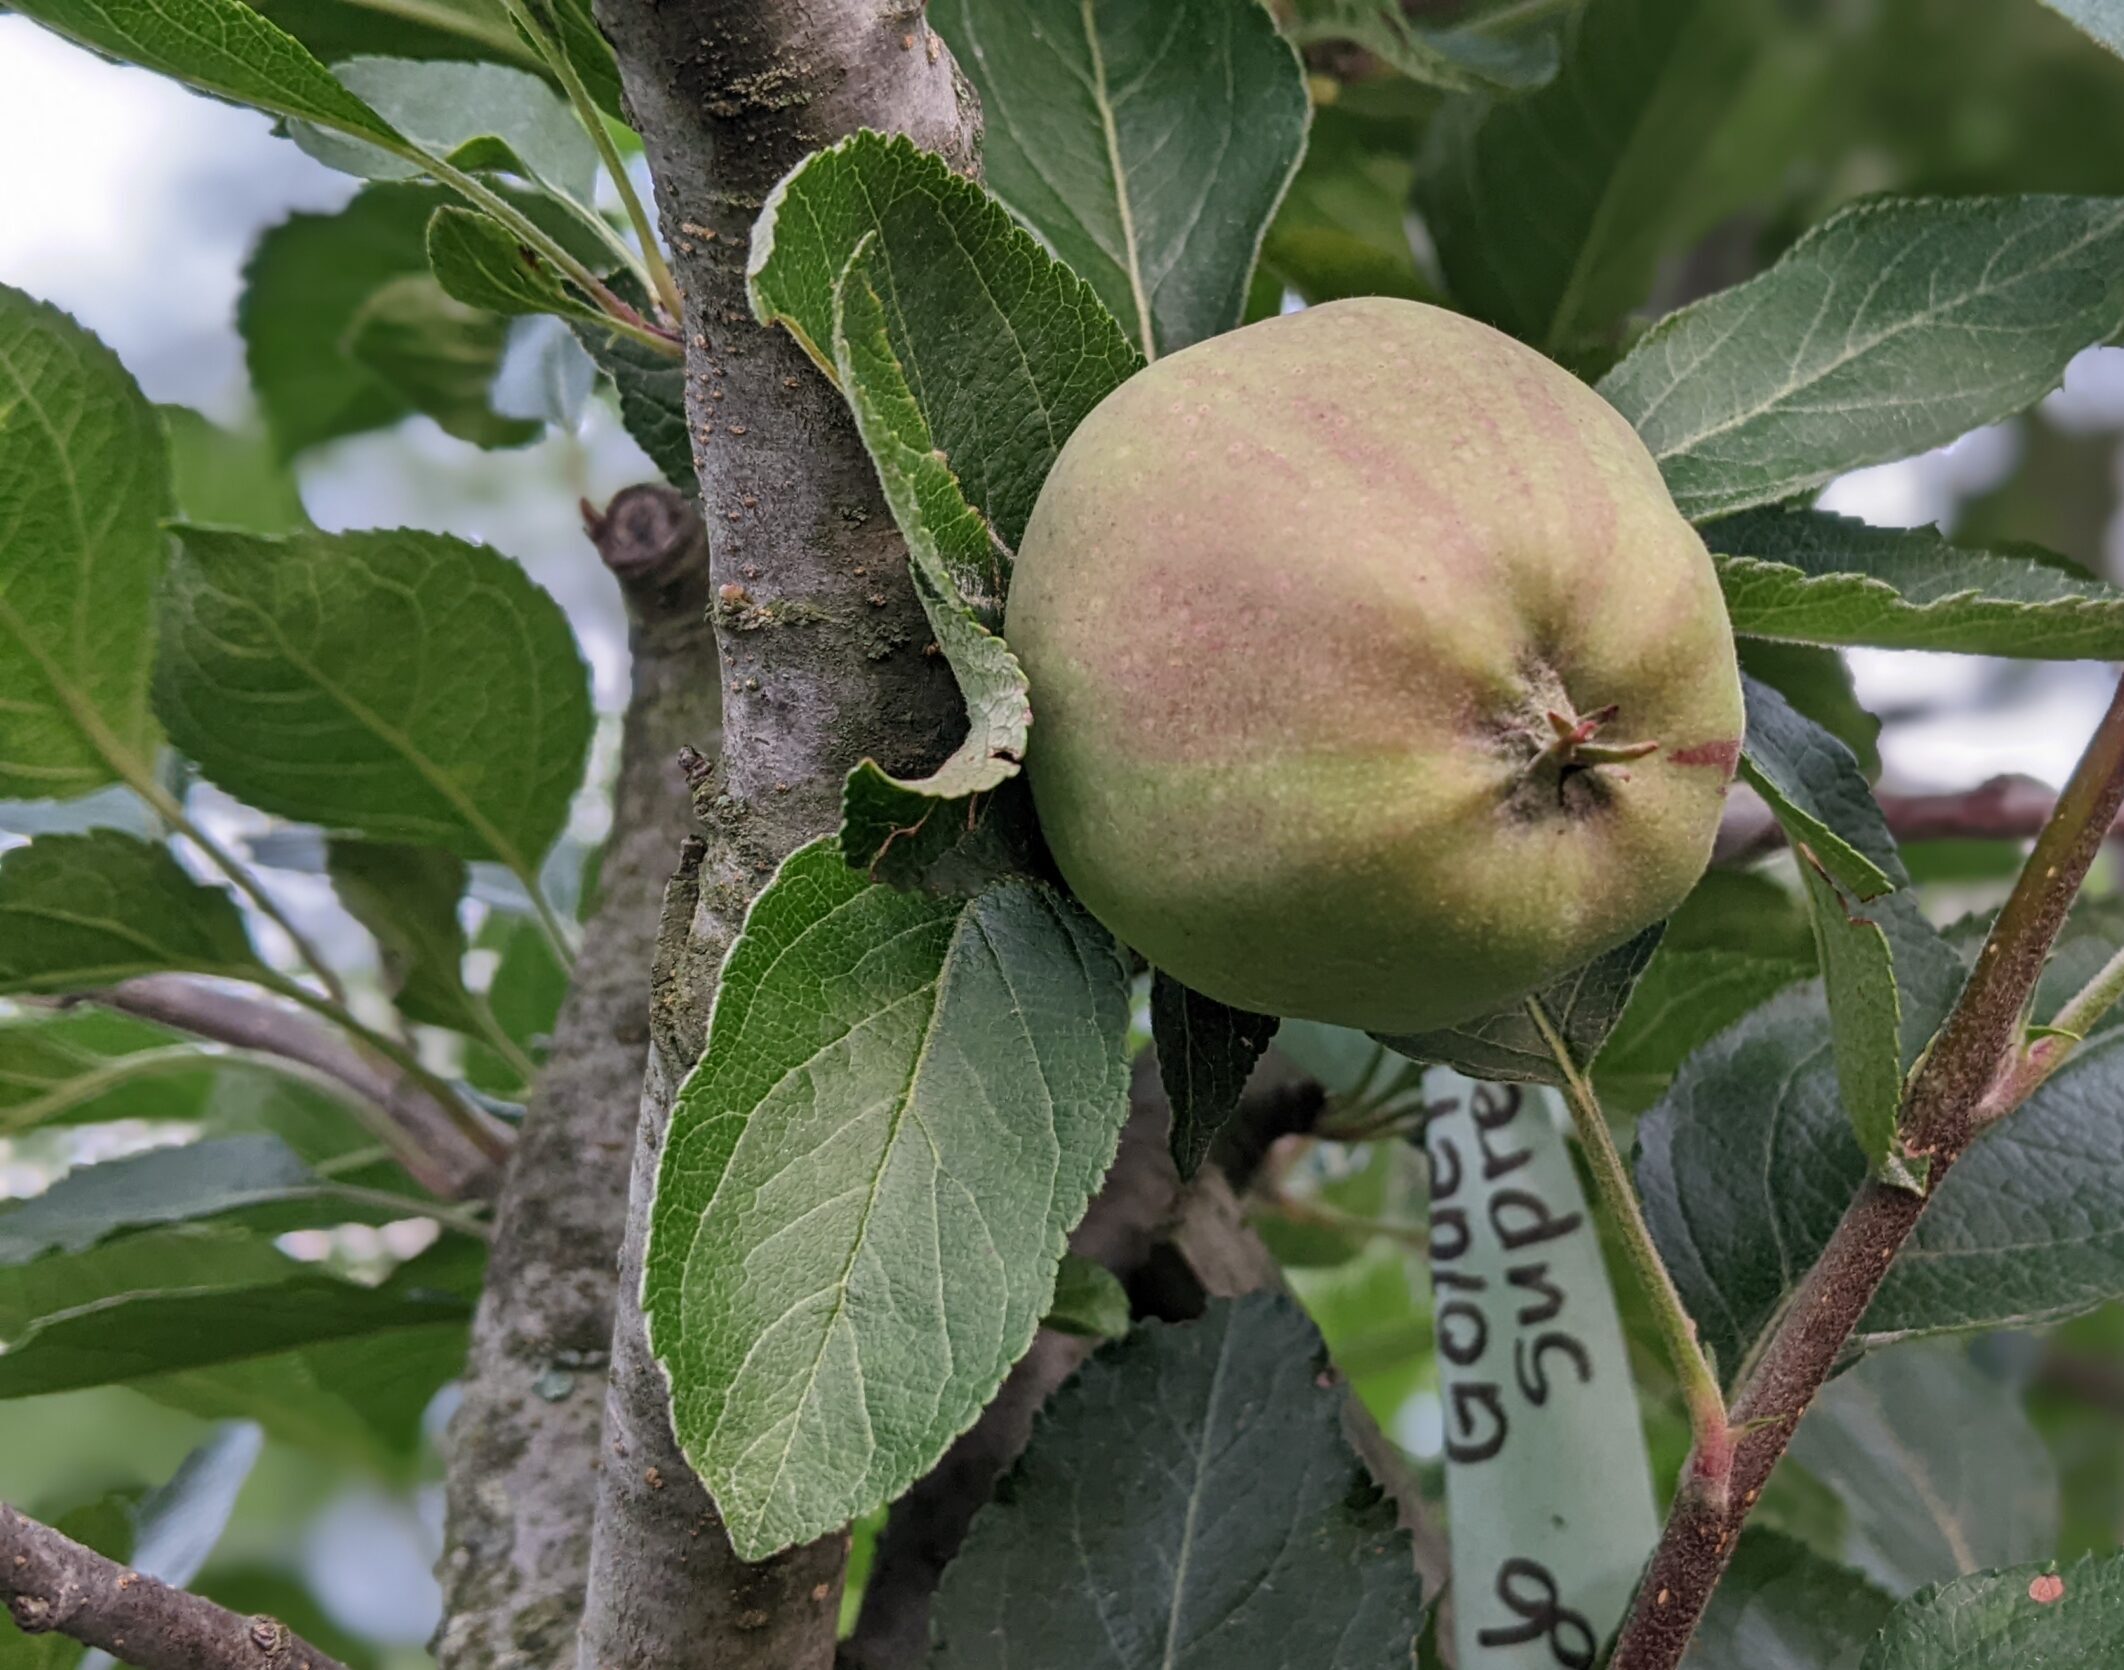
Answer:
[[1006, 297, 1743, 1034]]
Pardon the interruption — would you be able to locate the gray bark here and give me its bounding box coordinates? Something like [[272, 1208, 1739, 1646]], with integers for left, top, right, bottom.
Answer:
[[579, 4, 977, 1665], [435, 487, 716, 1670], [2, 1503, 351, 1670]]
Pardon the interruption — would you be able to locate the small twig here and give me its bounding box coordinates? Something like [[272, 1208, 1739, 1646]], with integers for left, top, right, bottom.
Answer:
[[93, 975, 503, 1200], [2, 1502, 352, 1670], [1528, 998, 1731, 1492], [1610, 670, 2124, 1670]]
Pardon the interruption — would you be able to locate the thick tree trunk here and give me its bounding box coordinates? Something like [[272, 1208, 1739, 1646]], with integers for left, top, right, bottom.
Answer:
[[435, 487, 716, 1670], [577, 5, 977, 1665]]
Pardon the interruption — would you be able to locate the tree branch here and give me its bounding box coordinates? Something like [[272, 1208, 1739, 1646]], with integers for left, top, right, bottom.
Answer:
[[434, 485, 717, 1670], [1610, 671, 2124, 1670], [579, 5, 978, 1665], [2, 1502, 349, 1670], [87, 976, 500, 1202]]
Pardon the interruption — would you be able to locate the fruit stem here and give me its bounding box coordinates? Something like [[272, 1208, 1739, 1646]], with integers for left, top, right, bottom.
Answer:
[[1530, 703, 1657, 775], [1527, 996, 1732, 1490]]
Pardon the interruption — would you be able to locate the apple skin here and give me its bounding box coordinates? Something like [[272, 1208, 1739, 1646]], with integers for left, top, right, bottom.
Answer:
[[1004, 296, 1744, 1035]]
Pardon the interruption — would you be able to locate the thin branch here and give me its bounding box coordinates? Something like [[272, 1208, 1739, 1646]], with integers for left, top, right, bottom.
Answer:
[[1610, 670, 2124, 1670], [1529, 998, 1730, 1488], [2, 1502, 351, 1670], [91, 974, 502, 1201]]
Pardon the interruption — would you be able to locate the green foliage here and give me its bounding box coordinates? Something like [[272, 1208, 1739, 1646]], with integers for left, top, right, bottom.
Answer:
[[930, 0, 1309, 357], [155, 524, 591, 885], [1710, 509, 2124, 657], [430, 206, 607, 325], [326, 840, 479, 1033], [644, 839, 1132, 1559], [1740, 676, 1904, 900], [1603, 196, 2124, 519], [1685, 1531, 1894, 1670], [0, 834, 267, 995], [930, 1296, 1422, 1668], [1859, 1553, 2124, 1668], [1418, 0, 1773, 359], [0, 1229, 473, 1400], [1790, 1345, 2059, 1593], [0, 1134, 423, 1262], [748, 132, 1139, 871], [239, 184, 460, 456], [290, 56, 598, 202], [1597, 943, 1812, 1114], [343, 274, 544, 449], [0, 287, 167, 801], [1284, 0, 1559, 94], [1041, 1254, 1132, 1341], [1793, 858, 1906, 1180], [1637, 956, 2124, 1383], [1151, 972, 1279, 1179]]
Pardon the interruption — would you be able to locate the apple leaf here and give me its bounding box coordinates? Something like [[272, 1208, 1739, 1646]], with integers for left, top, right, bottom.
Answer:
[[747, 134, 1135, 874], [1635, 953, 2124, 1385], [159, 407, 308, 534], [6, 0, 402, 145], [0, 1135, 422, 1265], [1684, 1531, 1894, 1670], [749, 130, 1141, 554], [830, 246, 1035, 876], [1739, 674, 1904, 902], [289, 56, 597, 203], [0, 1228, 475, 1399], [929, 1296, 1422, 1669], [1860, 1554, 2124, 1669], [1595, 944, 1812, 1114], [0, 833, 267, 996], [1601, 196, 2124, 520], [155, 525, 592, 886], [1152, 971, 1279, 1180], [1791, 1344, 2058, 1594], [1041, 1254, 1131, 1342], [244, 0, 535, 75], [342, 273, 543, 449], [1794, 855, 1907, 1181], [1417, 0, 1770, 357], [0, 285, 167, 802], [1285, 0, 1558, 93], [429, 205, 606, 325], [573, 304, 694, 492], [326, 840, 480, 1033], [929, 0, 1309, 357], [241, 185, 446, 456], [1375, 923, 1665, 1084], [1709, 508, 2124, 657], [644, 838, 1131, 1560], [1259, 107, 1438, 307]]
